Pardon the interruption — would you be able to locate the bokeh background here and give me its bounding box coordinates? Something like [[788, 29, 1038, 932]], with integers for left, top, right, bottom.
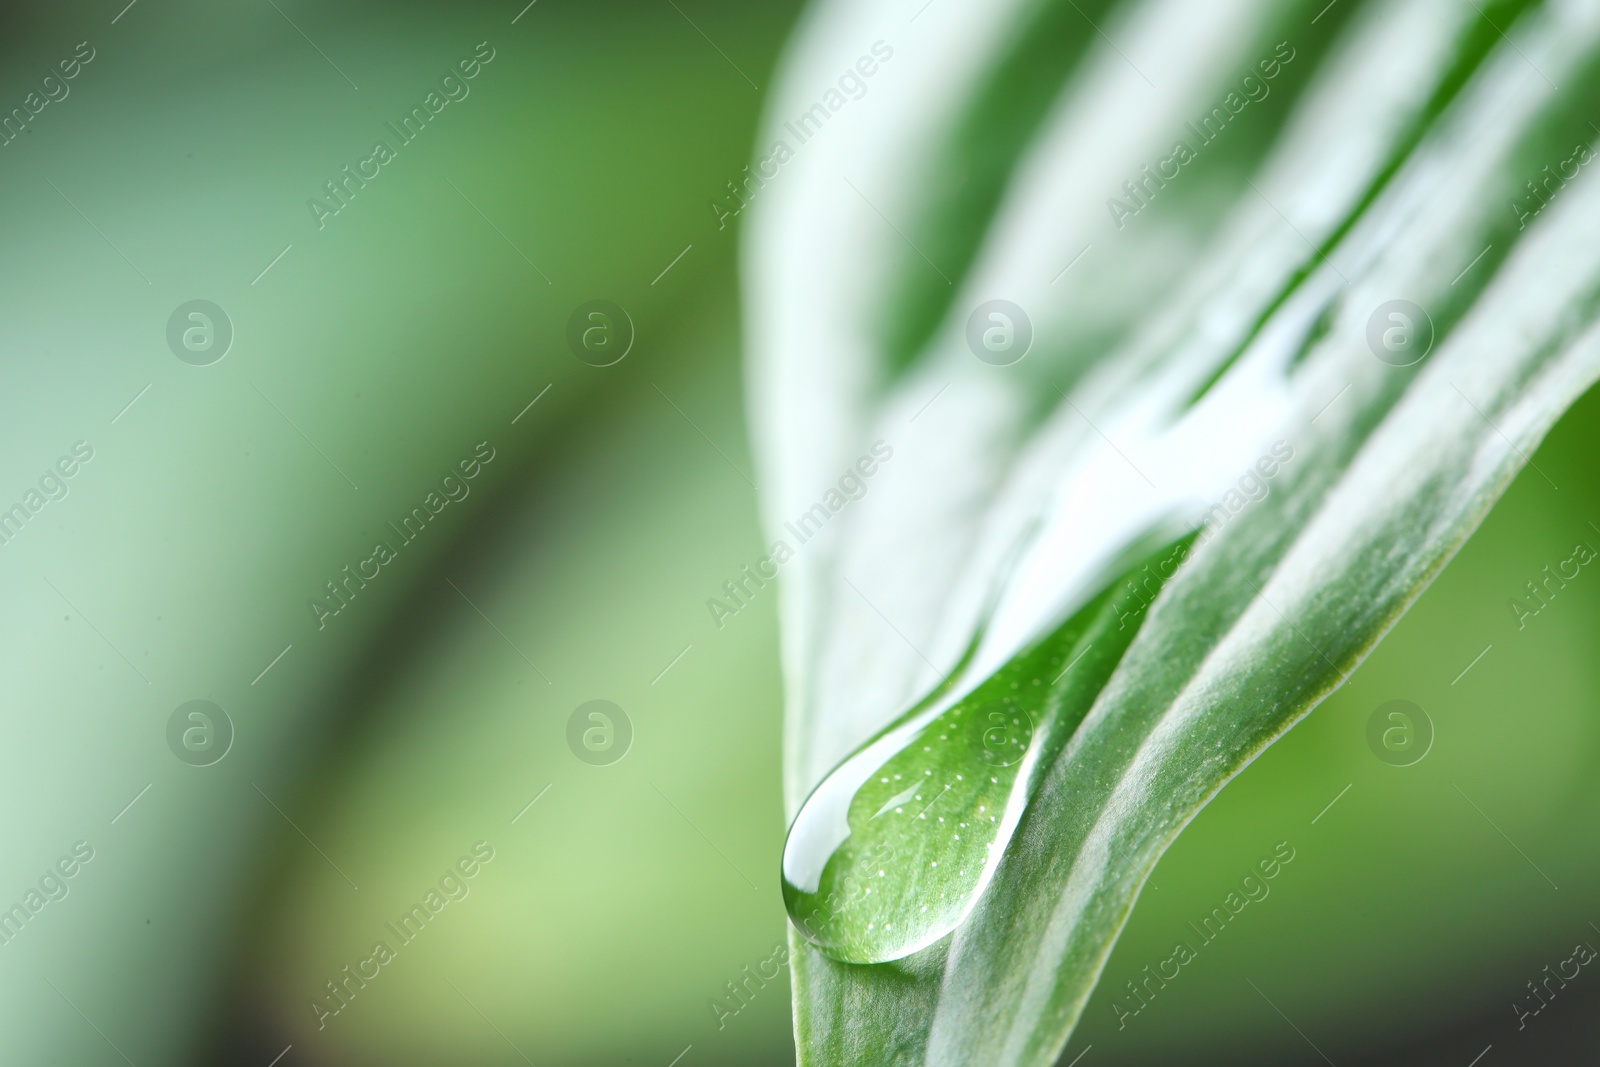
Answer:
[[0, 1, 1596, 1065]]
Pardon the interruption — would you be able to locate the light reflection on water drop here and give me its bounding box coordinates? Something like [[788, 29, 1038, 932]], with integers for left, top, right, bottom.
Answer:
[[781, 543, 1183, 964]]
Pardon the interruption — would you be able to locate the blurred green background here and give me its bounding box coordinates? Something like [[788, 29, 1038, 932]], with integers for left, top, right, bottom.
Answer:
[[0, 2, 1596, 1065]]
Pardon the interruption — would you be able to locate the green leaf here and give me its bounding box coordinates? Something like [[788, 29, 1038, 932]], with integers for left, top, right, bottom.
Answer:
[[746, 0, 1600, 1062]]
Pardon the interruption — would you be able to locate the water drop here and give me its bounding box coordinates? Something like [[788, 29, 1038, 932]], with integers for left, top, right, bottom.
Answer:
[[781, 544, 1177, 964]]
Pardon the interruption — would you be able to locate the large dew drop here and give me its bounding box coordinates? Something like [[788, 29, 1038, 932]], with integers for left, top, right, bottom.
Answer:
[[781, 546, 1178, 964]]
